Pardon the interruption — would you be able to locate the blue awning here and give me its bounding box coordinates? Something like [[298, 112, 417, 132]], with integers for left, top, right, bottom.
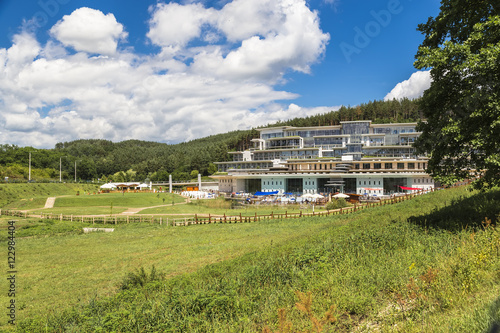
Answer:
[[254, 191, 279, 196]]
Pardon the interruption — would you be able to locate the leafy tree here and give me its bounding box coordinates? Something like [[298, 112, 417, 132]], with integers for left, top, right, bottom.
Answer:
[[190, 170, 199, 179], [414, 1, 500, 188], [207, 163, 217, 175]]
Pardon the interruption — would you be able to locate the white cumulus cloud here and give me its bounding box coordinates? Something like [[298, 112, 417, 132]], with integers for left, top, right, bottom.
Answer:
[[50, 7, 128, 55], [0, 2, 332, 148], [384, 70, 432, 101]]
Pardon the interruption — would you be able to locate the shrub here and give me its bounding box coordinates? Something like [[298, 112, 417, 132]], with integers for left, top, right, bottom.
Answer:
[[119, 265, 164, 290], [325, 198, 348, 211]]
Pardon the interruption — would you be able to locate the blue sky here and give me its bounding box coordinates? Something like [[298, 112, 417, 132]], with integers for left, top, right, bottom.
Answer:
[[0, 0, 440, 148]]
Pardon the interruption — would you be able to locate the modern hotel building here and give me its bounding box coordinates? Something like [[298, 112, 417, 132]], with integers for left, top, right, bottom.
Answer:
[[212, 121, 434, 195]]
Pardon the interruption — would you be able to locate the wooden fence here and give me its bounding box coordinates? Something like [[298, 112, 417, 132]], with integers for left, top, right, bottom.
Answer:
[[0, 189, 433, 227]]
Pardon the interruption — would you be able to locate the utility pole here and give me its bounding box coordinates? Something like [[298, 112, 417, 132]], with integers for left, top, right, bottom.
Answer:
[[29, 152, 31, 181], [74, 160, 82, 182]]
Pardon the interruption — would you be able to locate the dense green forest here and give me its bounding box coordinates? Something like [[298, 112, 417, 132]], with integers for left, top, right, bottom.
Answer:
[[0, 98, 420, 182]]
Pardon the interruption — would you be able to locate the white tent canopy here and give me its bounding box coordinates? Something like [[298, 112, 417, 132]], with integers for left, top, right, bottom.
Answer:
[[100, 183, 117, 189], [333, 193, 350, 199]]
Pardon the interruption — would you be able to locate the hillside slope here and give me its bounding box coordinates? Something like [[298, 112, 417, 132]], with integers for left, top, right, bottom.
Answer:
[[17, 186, 500, 332], [0, 183, 99, 209]]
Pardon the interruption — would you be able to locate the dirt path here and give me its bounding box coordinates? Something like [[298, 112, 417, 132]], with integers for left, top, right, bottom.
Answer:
[[119, 197, 190, 215], [44, 197, 56, 209]]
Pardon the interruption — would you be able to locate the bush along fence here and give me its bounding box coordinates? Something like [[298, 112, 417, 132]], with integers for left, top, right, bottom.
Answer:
[[0, 189, 441, 227]]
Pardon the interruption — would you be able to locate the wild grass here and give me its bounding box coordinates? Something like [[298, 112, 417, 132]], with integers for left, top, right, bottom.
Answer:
[[28, 206, 129, 215], [11, 186, 499, 333], [53, 192, 186, 208], [0, 216, 95, 240], [2, 186, 499, 332], [0, 213, 336, 330]]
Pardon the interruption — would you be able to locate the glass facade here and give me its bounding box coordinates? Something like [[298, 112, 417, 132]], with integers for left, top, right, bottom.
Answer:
[[267, 138, 301, 149], [296, 129, 341, 137]]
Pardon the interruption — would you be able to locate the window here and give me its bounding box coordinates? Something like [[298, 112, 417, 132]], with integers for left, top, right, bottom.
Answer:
[[369, 181, 371, 185], [359, 181, 361, 185], [397, 163, 405, 169], [385, 163, 393, 169], [354, 164, 360, 169], [363, 163, 371, 169], [378, 181, 381, 185], [374, 163, 381, 169], [364, 181, 366, 185], [408, 163, 415, 169]]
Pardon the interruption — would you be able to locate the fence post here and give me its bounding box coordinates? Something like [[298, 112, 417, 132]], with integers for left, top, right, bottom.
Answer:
[[254, 213, 257, 222], [209, 214, 211, 224], [195, 214, 198, 224]]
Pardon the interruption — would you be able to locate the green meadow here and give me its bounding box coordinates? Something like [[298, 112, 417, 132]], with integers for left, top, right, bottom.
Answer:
[[0, 184, 498, 332], [0, 183, 100, 209], [7, 187, 323, 217]]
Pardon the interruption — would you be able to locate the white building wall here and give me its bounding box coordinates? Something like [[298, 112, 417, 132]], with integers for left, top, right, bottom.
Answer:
[[235, 179, 246, 193], [303, 177, 317, 194], [261, 177, 286, 193], [356, 177, 384, 195], [410, 177, 435, 192], [218, 178, 233, 193]]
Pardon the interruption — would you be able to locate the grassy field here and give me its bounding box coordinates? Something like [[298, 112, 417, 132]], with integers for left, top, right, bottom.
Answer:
[[0, 212, 337, 330], [2, 185, 327, 217], [140, 198, 322, 216], [0, 183, 100, 209], [0, 186, 498, 332], [23, 192, 187, 215], [1, 184, 499, 331]]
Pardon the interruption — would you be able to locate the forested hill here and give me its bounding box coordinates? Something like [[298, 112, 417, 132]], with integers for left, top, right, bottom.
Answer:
[[0, 98, 420, 182], [273, 97, 421, 127]]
